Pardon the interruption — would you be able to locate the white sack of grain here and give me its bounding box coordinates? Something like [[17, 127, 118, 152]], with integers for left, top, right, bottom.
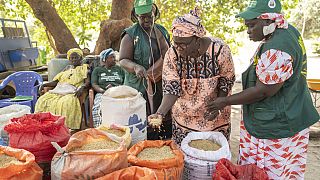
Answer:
[[181, 131, 231, 180], [101, 85, 146, 145]]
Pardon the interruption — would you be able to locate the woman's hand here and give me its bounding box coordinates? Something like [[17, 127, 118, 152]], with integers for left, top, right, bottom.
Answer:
[[205, 97, 228, 120], [105, 84, 112, 89], [133, 64, 147, 79], [148, 114, 163, 129]]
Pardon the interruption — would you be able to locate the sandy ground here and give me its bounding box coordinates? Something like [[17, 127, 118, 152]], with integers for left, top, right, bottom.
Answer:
[[229, 82, 320, 180]]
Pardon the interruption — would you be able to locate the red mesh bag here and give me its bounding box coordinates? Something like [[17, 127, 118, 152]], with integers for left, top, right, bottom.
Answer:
[[4, 112, 70, 163], [213, 158, 269, 180]]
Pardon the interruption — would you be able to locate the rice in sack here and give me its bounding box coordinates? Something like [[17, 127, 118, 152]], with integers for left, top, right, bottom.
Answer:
[[181, 132, 231, 180], [188, 139, 221, 151], [97, 124, 132, 148], [51, 128, 128, 180], [0, 146, 43, 180], [128, 140, 184, 180]]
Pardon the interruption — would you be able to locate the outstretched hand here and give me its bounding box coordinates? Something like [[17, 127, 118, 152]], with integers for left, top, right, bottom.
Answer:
[[148, 114, 163, 129], [205, 97, 228, 120]]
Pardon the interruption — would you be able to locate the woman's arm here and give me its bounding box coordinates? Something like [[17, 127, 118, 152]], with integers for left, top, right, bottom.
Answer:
[[92, 83, 105, 94], [39, 80, 59, 94], [206, 79, 284, 120], [156, 94, 178, 115], [119, 34, 146, 78]]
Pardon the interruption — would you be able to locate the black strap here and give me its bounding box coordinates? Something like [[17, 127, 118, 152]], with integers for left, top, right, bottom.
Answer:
[[172, 46, 183, 78], [212, 42, 223, 76]]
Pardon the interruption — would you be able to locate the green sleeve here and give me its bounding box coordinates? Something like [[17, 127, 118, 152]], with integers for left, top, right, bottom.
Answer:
[[91, 67, 99, 84], [119, 66, 125, 84]]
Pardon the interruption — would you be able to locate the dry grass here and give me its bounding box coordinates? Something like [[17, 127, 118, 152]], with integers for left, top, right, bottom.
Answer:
[[0, 154, 24, 168], [69, 139, 120, 152], [137, 146, 175, 161], [189, 139, 221, 151]]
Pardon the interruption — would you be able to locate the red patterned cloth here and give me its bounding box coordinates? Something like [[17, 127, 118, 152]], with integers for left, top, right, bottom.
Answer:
[[238, 121, 309, 180], [256, 49, 293, 84]]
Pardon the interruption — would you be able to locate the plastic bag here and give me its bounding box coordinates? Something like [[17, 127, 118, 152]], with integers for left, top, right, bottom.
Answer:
[[128, 140, 184, 180], [181, 132, 231, 180], [4, 112, 70, 163], [101, 85, 147, 145], [0, 146, 43, 180], [0, 105, 30, 128], [96, 166, 157, 180], [212, 158, 269, 180], [0, 105, 31, 145], [51, 128, 128, 180], [97, 124, 132, 148]]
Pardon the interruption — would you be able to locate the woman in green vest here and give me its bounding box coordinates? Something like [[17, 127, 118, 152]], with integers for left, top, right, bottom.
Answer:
[[119, 0, 171, 140], [207, 0, 319, 179], [91, 48, 125, 127]]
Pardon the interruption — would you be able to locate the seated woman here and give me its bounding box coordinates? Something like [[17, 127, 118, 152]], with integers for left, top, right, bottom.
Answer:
[[91, 48, 125, 127], [35, 48, 90, 129]]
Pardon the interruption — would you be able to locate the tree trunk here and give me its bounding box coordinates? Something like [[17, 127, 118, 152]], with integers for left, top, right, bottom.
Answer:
[[25, 0, 79, 54], [94, 0, 134, 54]]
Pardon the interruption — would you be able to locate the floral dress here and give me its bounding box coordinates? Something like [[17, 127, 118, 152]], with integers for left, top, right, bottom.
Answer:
[[162, 37, 235, 145]]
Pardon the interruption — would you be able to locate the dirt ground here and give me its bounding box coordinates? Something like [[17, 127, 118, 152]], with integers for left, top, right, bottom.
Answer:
[[229, 82, 320, 180]]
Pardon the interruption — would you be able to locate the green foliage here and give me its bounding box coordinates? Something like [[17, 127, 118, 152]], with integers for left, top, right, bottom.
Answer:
[[3, 0, 317, 59], [155, 0, 247, 54], [289, 0, 320, 39], [0, 0, 111, 61], [312, 42, 320, 55]]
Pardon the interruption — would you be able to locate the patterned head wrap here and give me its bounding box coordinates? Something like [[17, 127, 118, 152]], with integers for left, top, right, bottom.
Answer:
[[99, 48, 115, 62], [67, 48, 83, 60], [172, 7, 206, 38], [258, 13, 288, 36]]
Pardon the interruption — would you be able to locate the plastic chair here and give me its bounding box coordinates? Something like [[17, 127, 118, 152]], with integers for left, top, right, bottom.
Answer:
[[0, 71, 43, 112], [307, 79, 320, 108]]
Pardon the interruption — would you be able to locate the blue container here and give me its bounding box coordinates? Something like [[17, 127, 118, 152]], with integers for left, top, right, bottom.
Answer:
[[8, 48, 39, 63]]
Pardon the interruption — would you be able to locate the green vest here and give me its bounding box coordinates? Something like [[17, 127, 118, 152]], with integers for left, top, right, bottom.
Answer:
[[122, 23, 169, 95], [242, 24, 319, 139]]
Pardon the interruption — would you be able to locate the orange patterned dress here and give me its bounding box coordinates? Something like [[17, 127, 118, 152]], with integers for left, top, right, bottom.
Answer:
[[162, 37, 235, 145]]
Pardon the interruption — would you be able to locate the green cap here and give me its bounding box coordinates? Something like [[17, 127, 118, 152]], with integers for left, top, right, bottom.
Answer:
[[236, 0, 282, 20], [134, 0, 153, 15]]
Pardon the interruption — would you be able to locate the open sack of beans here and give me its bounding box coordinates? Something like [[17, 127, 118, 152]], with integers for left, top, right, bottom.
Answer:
[[51, 128, 128, 180], [128, 140, 184, 180], [4, 112, 70, 163], [97, 124, 132, 148], [96, 166, 157, 180], [181, 132, 231, 180], [0, 146, 43, 179]]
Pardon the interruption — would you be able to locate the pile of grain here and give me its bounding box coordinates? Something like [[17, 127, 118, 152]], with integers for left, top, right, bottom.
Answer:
[[137, 146, 175, 161], [189, 139, 221, 151], [0, 154, 24, 168], [69, 139, 120, 152], [104, 129, 125, 137], [149, 118, 162, 127]]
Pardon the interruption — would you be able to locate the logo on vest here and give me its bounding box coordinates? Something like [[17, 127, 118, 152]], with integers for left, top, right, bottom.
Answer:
[[138, 0, 147, 6], [268, 0, 276, 8], [248, 0, 257, 7]]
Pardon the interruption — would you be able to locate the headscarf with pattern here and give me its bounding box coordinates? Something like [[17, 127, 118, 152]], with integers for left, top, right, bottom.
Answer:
[[99, 48, 115, 62], [172, 7, 206, 38], [258, 13, 288, 36], [67, 48, 83, 60]]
